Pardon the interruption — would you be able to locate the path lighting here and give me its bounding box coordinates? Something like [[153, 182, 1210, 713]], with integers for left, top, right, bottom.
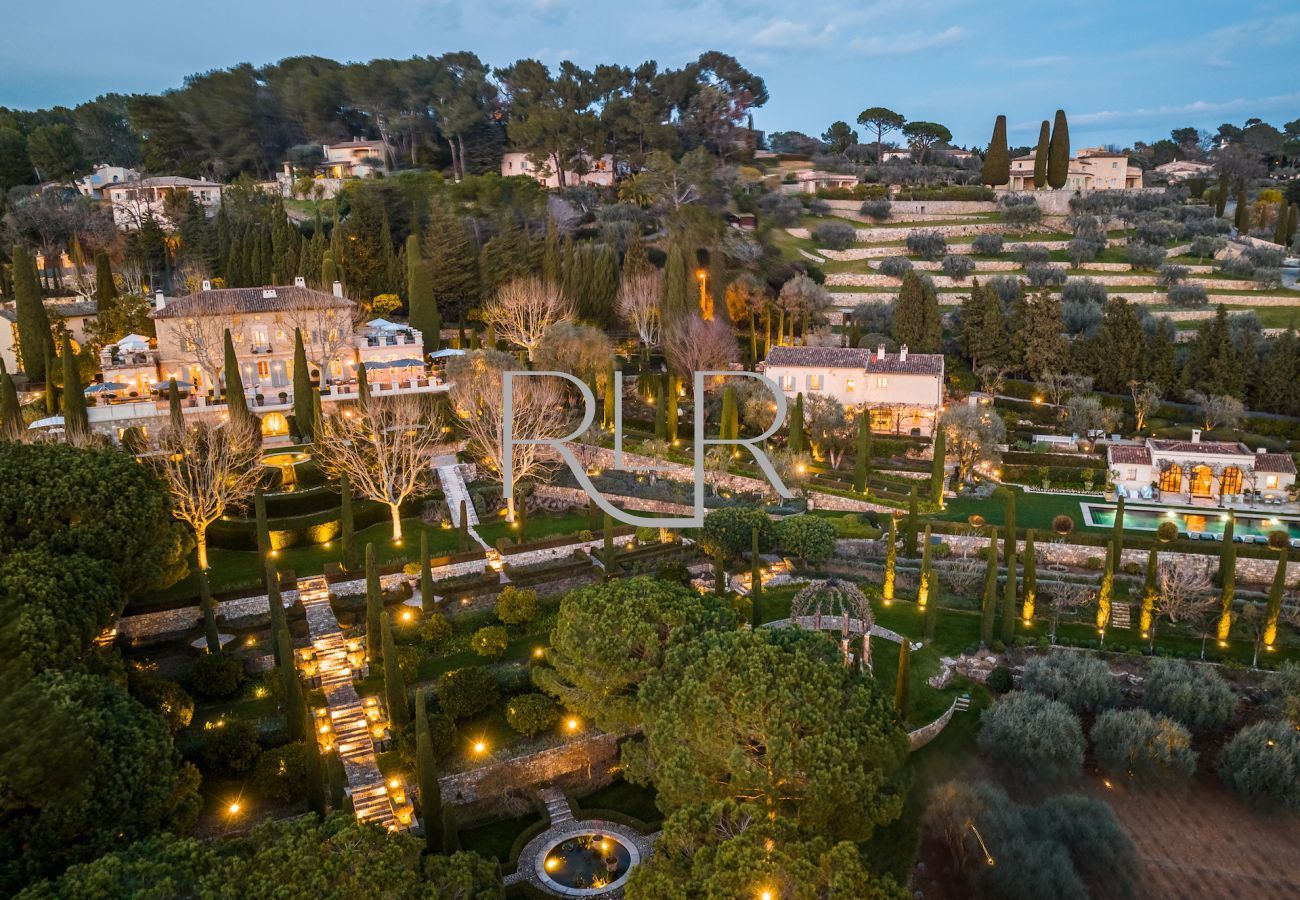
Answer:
[[760, 890, 773, 900], [227, 801, 242, 816], [473, 740, 487, 755], [566, 718, 580, 732], [965, 818, 994, 867]]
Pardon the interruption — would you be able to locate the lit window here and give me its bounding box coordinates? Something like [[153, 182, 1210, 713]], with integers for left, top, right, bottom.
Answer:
[[876, 376, 889, 388], [330, 360, 342, 377], [781, 376, 795, 391], [846, 379, 855, 392], [257, 361, 269, 379], [807, 375, 823, 391], [1267, 475, 1279, 489]]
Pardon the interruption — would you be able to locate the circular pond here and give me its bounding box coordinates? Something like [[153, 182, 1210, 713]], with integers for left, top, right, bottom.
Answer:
[[537, 832, 636, 895]]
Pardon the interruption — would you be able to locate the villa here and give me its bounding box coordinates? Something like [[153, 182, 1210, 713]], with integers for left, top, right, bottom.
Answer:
[[0, 298, 98, 376], [1153, 159, 1214, 183], [759, 343, 945, 436], [84, 279, 442, 442], [105, 175, 225, 228], [76, 164, 141, 200], [792, 170, 859, 193], [1008, 146, 1143, 192], [1108, 432, 1297, 504], [500, 151, 616, 189]]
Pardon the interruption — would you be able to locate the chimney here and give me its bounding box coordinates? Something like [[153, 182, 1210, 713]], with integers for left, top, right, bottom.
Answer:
[[877, 342, 886, 360], [154, 290, 165, 311], [1190, 429, 1201, 443], [200, 279, 211, 291], [332, 280, 344, 298], [293, 276, 306, 288], [899, 344, 908, 362], [1257, 447, 1267, 455]]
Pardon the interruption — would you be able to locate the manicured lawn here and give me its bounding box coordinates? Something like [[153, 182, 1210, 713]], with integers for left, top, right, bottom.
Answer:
[[931, 488, 1103, 534], [575, 779, 662, 826]]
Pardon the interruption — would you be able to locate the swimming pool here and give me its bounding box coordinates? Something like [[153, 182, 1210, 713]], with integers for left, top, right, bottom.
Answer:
[[1082, 503, 1300, 542]]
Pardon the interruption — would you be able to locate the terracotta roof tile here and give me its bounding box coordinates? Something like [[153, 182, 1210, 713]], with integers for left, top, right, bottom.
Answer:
[[1254, 454, 1297, 474], [763, 345, 944, 376], [1108, 444, 1153, 465], [150, 285, 354, 319]]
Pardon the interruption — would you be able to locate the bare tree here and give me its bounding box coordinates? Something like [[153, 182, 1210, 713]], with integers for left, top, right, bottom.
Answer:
[[1152, 555, 1216, 648], [1043, 580, 1095, 644], [446, 350, 570, 521], [1186, 391, 1245, 432], [172, 312, 232, 392], [1037, 370, 1094, 408], [1128, 380, 1162, 433], [152, 418, 263, 570], [615, 269, 663, 360], [938, 404, 1006, 482], [279, 296, 361, 381], [940, 554, 986, 599], [315, 394, 442, 541], [975, 364, 1011, 398], [480, 277, 574, 361], [663, 315, 739, 394]]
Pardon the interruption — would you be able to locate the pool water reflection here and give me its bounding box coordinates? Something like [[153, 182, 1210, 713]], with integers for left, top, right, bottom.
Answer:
[[1083, 503, 1300, 541]]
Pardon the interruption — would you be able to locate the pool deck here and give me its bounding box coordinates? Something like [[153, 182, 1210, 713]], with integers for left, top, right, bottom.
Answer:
[[1082, 499, 1300, 541]]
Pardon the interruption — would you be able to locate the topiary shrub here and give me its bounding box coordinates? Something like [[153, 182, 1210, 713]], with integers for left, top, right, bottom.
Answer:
[[189, 652, 246, 700], [471, 625, 509, 659], [1052, 515, 1074, 535], [420, 613, 453, 644], [877, 256, 913, 278], [252, 741, 309, 803], [1142, 658, 1237, 735], [1156, 521, 1179, 543], [1268, 530, 1291, 552], [978, 691, 1084, 784], [941, 255, 976, 281], [201, 720, 261, 777], [1217, 719, 1300, 809], [1084, 557, 1103, 571], [436, 667, 500, 720], [1090, 708, 1196, 783], [505, 692, 560, 736], [700, 506, 778, 560], [777, 514, 838, 564], [971, 233, 1004, 256], [812, 221, 856, 251], [495, 586, 539, 626], [1020, 652, 1121, 714], [986, 666, 1014, 695], [1122, 561, 1141, 576]]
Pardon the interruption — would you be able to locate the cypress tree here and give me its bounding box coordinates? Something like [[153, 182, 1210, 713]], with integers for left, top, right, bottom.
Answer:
[[713, 546, 726, 595], [750, 526, 762, 629], [1213, 173, 1229, 218], [199, 567, 221, 654], [12, 245, 53, 382], [1274, 201, 1290, 245], [276, 626, 305, 740], [587, 495, 599, 532], [721, 386, 738, 441], [94, 251, 117, 303], [924, 573, 940, 641], [905, 485, 919, 557], [1096, 542, 1114, 632], [999, 490, 1017, 643], [980, 527, 998, 646], [894, 639, 910, 717], [1286, 204, 1299, 246], [853, 413, 872, 493], [1021, 529, 1037, 623], [666, 377, 680, 444], [59, 330, 88, 439], [1111, 496, 1125, 560], [602, 363, 616, 428], [382, 614, 409, 725], [0, 360, 21, 442], [458, 499, 469, 553], [266, 560, 288, 667], [419, 530, 433, 606], [1233, 180, 1249, 233], [365, 543, 382, 663], [167, 378, 184, 434], [322, 251, 337, 288], [1264, 543, 1289, 648], [980, 115, 1010, 187], [302, 703, 326, 815], [663, 242, 692, 324], [441, 806, 460, 854], [893, 270, 941, 352], [930, 427, 946, 506], [406, 234, 441, 351], [603, 512, 615, 568], [883, 515, 897, 603], [292, 328, 314, 439], [254, 487, 270, 557], [357, 360, 371, 408], [1216, 514, 1236, 642], [222, 329, 251, 427], [340, 474, 357, 569], [653, 374, 666, 439], [918, 525, 933, 608], [415, 688, 444, 851], [1140, 545, 1158, 639], [789, 393, 805, 454], [43, 344, 56, 415], [1032, 120, 1050, 189], [311, 385, 324, 444], [1047, 109, 1070, 190]]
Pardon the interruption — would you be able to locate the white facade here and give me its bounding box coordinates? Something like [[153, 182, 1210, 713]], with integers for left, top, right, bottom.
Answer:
[[500, 151, 616, 189], [105, 176, 224, 228], [1108, 433, 1296, 503], [759, 344, 944, 435], [76, 164, 140, 200]]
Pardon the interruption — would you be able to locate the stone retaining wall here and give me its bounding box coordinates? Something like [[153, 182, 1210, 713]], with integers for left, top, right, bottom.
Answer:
[[824, 199, 999, 216], [908, 697, 960, 750], [533, 484, 696, 516]]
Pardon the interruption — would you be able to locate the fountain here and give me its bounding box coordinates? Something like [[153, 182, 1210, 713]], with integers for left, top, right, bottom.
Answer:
[[261, 451, 311, 491], [538, 833, 634, 894]]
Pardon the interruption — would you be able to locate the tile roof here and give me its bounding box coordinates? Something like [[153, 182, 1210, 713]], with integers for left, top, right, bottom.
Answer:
[[1149, 439, 1250, 456], [867, 352, 945, 376], [1108, 444, 1153, 465], [150, 285, 355, 319], [1254, 454, 1297, 474], [763, 345, 944, 376]]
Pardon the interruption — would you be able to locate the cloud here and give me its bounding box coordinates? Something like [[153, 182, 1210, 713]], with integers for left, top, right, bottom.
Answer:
[[751, 19, 837, 48], [847, 25, 966, 55], [1069, 91, 1300, 126]]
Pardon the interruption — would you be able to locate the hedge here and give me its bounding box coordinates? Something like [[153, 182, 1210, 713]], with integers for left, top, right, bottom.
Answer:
[[1003, 451, 1106, 469], [892, 185, 995, 201], [206, 495, 428, 551]]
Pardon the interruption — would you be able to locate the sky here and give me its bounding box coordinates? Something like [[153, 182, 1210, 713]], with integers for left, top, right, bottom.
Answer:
[[2, 0, 1298, 149]]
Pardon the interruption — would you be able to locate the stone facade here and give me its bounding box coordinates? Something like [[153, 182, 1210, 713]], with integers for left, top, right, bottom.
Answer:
[[533, 484, 696, 516]]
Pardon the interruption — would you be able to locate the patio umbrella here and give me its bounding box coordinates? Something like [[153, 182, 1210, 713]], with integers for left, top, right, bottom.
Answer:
[[28, 415, 65, 430], [85, 382, 129, 394], [428, 348, 465, 360], [151, 379, 194, 391]]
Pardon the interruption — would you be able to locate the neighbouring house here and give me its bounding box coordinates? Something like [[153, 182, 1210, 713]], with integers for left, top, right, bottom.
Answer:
[[105, 176, 225, 228], [1107, 432, 1297, 503], [1153, 159, 1215, 183], [791, 170, 858, 194], [1008, 146, 1143, 192], [79, 279, 443, 443], [0, 299, 98, 378], [76, 164, 140, 200], [500, 151, 616, 189], [758, 343, 945, 436], [879, 148, 912, 163]]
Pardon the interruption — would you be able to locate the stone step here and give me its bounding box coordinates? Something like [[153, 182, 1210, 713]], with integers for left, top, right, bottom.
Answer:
[[954, 693, 971, 711], [1111, 604, 1132, 628]]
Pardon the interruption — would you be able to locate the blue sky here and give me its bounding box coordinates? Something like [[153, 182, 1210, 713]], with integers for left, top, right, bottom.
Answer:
[[3, 0, 1298, 148]]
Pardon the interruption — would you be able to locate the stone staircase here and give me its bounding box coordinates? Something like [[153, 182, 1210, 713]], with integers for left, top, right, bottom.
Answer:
[[1111, 603, 1132, 629], [538, 786, 574, 825], [434, 457, 490, 554], [297, 575, 402, 832], [954, 692, 971, 712]]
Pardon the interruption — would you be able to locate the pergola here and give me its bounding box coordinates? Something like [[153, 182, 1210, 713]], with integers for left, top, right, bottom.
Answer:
[[788, 578, 876, 673]]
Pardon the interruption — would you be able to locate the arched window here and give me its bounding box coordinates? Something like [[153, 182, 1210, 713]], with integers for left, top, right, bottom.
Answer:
[[1159, 464, 1182, 493], [1190, 465, 1214, 498], [1221, 466, 1243, 496], [260, 412, 289, 437]]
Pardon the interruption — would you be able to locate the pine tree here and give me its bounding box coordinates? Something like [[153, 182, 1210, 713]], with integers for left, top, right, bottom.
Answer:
[[905, 484, 919, 557], [1264, 543, 1289, 648], [382, 614, 409, 726], [1140, 545, 1158, 638], [59, 330, 88, 439], [1216, 514, 1236, 642], [789, 393, 805, 454], [918, 525, 934, 608], [959, 279, 986, 364], [751, 526, 763, 629], [12, 245, 53, 382], [254, 487, 270, 557], [1047, 110, 1070, 190], [365, 543, 382, 664], [340, 474, 357, 569], [975, 281, 1011, 368], [981, 115, 1010, 186], [1096, 542, 1114, 632], [199, 567, 221, 653], [883, 515, 897, 603], [999, 490, 1017, 643], [980, 527, 998, 645], [415, 688, 444, 852], [1021, 529, 1037, 623], [292, 328, 314, 439], [930, 428, 946, 507], [0, 360, 22, 441], [1032, 120, 1050, 189], [893, 638, 911, 718], [892, 270, 941, 352], [420, 530, 433, 607], [853, 412, 873, 493], [425, 202, 481, 324]]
